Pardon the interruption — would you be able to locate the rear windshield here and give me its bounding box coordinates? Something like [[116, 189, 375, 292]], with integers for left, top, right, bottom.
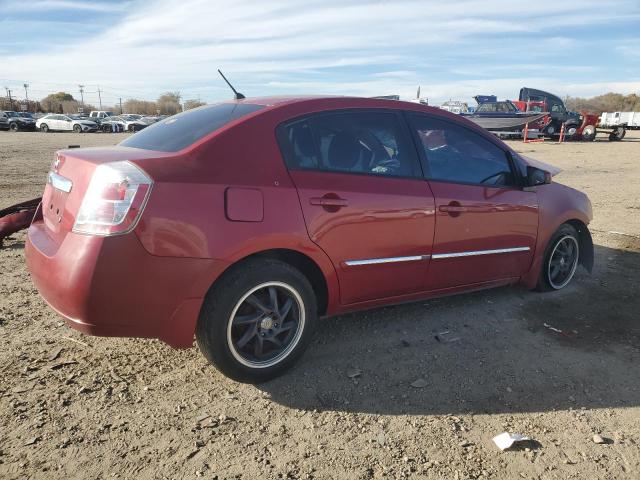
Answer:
[[119, 103, 265, 152]]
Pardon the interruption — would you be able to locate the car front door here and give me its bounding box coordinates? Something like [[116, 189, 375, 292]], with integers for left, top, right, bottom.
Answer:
[[61, 116, 73, 131], [278, 110, 436, 305], [407, 113, 539, 290]]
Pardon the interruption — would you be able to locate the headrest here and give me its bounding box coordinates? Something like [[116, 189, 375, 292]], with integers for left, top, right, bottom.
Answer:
[[328, 131, 361, 170]]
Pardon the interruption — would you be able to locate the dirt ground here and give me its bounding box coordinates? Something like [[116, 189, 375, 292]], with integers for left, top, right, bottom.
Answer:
[[1, 130, 639, 480]]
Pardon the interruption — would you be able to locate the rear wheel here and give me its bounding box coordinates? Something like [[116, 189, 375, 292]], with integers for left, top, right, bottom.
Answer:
[[40, 123, 49, 132], [536, 224, 580, 291], [9, 122, 19, 132], [581, 125, 596, 141], [609, 127, 626, 141], [543, 123, 556, 137], [196, 259, 317, 383]]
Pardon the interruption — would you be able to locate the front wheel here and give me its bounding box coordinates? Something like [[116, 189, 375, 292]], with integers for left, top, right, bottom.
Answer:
[[536, 224, 580, 291], [196, 259, 317, 383], [73, 124, 82, 133], [581, 125, 596, 141]]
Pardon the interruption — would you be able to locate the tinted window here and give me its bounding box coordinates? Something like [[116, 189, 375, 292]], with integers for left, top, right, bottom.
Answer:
[[279, 111, 421, 178], [409, 114, 514, 186], [120, 103, 264, 152]]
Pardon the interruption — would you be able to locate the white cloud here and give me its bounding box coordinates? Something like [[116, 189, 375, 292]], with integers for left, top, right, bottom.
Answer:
[[1, 0, 638, 105], [3, 0, 131, 13]]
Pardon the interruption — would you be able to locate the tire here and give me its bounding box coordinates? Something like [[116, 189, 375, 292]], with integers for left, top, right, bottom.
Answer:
[[73, 124, 82, 133], [9, 122, 19, 132], [609, 127, 626, 141], [196, 259, 318, 383], [536, 224, 580, 291], [543, 124, 556, 137], [581, 125, 596, 141], [565, 124, 578, 139], [40, 123, 49, 133]]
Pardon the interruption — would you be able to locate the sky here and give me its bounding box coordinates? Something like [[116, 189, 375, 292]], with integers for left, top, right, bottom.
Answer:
[[1, 0, 639, 107]]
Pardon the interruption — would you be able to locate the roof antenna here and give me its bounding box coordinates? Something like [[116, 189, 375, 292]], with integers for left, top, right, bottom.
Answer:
[[218, 69, 245, 100]]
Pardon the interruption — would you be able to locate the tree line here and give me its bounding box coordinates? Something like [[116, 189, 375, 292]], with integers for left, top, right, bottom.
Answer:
[[565, 92, 640, 114], [3, 90, 638, 115], [0, 91, 206, 115]]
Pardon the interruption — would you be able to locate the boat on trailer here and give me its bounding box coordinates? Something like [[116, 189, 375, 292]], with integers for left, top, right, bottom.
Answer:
[[461, 95, 547, 131]]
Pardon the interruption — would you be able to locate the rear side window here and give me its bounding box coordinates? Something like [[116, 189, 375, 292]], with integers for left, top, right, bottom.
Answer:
[[278, 111, 421, 178], [408, 114, 515, 187], [120, 103, 264, 152]]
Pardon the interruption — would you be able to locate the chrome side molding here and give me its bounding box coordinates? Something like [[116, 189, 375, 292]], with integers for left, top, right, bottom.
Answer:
[[432, 246, 530, 259], [48, 171, 73, 193], [345, 247, 531, 266], [344, 255, 429, 266]]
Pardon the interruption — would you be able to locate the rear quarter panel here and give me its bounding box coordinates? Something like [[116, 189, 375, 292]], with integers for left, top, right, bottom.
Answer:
[[132, 119, 340, 313]]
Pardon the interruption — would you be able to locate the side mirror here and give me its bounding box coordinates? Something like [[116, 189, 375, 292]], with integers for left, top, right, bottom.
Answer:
[[526, 166, 552, 187]]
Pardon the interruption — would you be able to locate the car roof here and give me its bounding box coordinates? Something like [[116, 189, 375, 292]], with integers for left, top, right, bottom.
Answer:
[[229, 95, 424, 109]]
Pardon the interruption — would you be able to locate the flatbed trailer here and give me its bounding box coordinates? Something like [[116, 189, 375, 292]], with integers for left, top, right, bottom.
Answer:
[[600, 112, 640, 130]]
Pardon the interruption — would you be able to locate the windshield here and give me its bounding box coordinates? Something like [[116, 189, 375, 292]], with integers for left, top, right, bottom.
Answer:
[[120, 102, 265, 152]]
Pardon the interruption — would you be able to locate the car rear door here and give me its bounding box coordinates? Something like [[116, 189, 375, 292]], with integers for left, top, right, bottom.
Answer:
[[278, 110, 436, 305], [49, 115, 64, 130], [407, 113, 538, 290]]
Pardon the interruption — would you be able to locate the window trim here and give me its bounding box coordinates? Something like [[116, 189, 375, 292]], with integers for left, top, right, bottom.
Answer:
[[404, 112, 526, 189], [276, 108, 425, 181]]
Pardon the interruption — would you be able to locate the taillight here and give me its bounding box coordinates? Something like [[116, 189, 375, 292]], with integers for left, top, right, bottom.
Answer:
[[73, 161, 152, 236]]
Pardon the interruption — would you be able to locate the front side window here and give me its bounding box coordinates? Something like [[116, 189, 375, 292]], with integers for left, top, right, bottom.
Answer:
[[279, 111, 421, 178], [409, 114, 515, 187], [476, 103, 497, 113], [120, 102, 265, 152]]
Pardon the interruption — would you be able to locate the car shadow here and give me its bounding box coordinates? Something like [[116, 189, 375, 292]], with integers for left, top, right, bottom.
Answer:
[[259, 243, 640, 415]]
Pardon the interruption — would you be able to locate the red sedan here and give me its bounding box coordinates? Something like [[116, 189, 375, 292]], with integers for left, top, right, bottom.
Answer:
[[26, 96, 594, 383]]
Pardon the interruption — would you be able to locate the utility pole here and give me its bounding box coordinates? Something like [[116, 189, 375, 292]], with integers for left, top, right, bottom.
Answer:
[[5, 87, 13, 110], [78, 84, 85, 112], [119, 97, 123, 114], [23, 83, 29, 111], [97, 85, 103, 110]]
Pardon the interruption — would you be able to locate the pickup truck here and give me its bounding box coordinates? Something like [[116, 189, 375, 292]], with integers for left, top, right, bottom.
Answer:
[[88, 110, 115, 120]]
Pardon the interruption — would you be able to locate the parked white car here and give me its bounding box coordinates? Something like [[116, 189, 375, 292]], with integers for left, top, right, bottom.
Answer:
[[100, 115, 149, 132], [36, 114, 99, 133]]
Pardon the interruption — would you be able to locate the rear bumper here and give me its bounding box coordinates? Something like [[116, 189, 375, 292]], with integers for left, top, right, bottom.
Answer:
[[26, 221, 228, 347]]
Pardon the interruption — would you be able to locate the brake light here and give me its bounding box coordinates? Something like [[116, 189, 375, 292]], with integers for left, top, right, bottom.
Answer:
[[73, 161, 152, 236]]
